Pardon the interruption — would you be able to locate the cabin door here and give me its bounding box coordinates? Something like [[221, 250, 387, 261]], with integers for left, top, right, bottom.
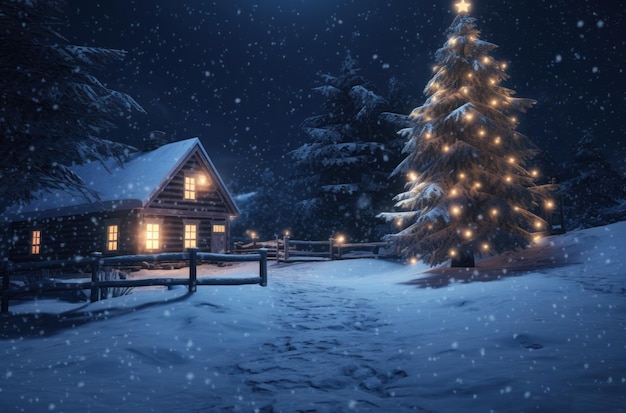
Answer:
[[211, 223, 227, 253]]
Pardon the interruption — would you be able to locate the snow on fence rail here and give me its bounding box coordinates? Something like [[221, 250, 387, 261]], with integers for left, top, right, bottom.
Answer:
[[235, 237, 393, 262], [0, 248, 268, 314]]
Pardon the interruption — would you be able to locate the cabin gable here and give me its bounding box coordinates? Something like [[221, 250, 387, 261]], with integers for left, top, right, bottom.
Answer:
[[145, 151, 234, 218]]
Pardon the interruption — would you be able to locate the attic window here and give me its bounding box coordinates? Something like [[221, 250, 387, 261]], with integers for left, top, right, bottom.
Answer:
[[184, 176, 196, 200], [31, 230, 41, 255]]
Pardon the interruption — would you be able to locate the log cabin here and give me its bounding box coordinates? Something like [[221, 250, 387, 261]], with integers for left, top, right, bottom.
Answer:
[[0, 138, 240, 262]]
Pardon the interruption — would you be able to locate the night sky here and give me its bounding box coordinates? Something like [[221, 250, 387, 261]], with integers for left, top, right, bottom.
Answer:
[[64, 0, 625, 189]]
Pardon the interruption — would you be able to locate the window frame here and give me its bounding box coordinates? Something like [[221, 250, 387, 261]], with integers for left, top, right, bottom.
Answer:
[[183, 221, 199, 249], [212, 224, 226, 233], [106, 223, 120, 252], [30, 229, 42, 255], [183, 175, 196, 200], [145, 220, 162, 251]]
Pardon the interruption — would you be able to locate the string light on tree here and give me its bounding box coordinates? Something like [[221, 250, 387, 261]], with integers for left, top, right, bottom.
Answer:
[[379, 0, 545, 268]]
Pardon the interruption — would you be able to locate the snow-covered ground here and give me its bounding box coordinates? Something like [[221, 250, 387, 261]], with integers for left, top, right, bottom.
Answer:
[[1, 222, 626, 412]]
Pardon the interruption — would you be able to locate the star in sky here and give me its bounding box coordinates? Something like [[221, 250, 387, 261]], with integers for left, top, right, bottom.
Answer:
[[455, 0, 471, 14]]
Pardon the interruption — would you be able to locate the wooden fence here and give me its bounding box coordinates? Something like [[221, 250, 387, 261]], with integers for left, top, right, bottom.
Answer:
[[1, 248, 268, 314], [235, 237, 392, 262]]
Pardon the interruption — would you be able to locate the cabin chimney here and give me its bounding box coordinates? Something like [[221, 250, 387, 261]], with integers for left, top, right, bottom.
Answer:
[[142, 130, 168, 151]]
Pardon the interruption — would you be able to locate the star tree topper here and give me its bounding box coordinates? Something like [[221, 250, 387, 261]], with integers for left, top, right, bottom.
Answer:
[[455, 0, 471, 14]]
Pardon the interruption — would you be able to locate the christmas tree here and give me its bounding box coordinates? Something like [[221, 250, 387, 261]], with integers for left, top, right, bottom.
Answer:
[[380, 0, 545, 267]]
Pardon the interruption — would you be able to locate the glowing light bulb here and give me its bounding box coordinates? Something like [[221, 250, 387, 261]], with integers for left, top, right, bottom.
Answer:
[[489, 78, 497, 85], [449, 37, 458, 46], [482, 243, 490, 251], [494, 136, 501, 145], [505, 176, 512, 183], [534, 221, 543, 229], [451, 206, 461, 216], [407, 171, 418, 182], [409, 257, 418, 265], [464, 229, 473, 239], [546, 200, 555, 209], [501, 62, 508, 69], [508, 157, 516, 164], [490, 99, 498, 106], [478, 129, 486, 137], [482, 57, 489, 64], [443, 145, 450, 153], [449, 249, 458, 257], [459, 172, 466, 179], [531, 169, 539, 177], [465, 113, 474, 121], [490, 208, 498, 216], [450, 188, 458, 196]]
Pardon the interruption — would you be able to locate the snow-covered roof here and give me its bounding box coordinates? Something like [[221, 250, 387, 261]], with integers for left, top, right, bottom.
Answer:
[[1, 137, 238, 221]]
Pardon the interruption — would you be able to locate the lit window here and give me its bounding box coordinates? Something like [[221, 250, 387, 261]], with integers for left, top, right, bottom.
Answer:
[[212, 224, 226, 233], [184, 176, 196, 200], [184, 224, 197, 249], [31, 230, 41, 255], [107, 225, 119, 251], [146, 223, 160, 250]]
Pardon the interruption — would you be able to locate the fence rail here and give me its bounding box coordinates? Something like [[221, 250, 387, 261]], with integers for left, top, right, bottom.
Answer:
[[235, 237, 393, 262], [1, 248, 268, 314]]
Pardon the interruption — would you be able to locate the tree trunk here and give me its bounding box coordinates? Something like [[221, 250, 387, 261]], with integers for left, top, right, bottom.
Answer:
[[451, 249, 475, 268]]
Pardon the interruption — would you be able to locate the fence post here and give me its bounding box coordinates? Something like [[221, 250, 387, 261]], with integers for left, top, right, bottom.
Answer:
[[283, 236, 290, 262], [329, 238, 334, 260], [90, 252, 103, 303], [1, 258, 10, 314], [259, 248, 268, 287], [188, 248, 198, 293]]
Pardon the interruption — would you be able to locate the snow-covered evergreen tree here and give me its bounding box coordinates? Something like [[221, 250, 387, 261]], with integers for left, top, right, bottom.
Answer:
[[380, 7, 544, 267], [0, 0, 144, 211], [561, 132, 626, 229], [290, 53, 400, 241]]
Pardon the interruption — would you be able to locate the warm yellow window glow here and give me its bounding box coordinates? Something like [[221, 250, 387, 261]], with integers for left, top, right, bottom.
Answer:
[[184, 176, 196, 200], [146, 223, 160, 250], [107, 225, 119, 251], [184, 224, 197, 249], [31, 230, 41, 255], [212, 224, 226, 233]]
